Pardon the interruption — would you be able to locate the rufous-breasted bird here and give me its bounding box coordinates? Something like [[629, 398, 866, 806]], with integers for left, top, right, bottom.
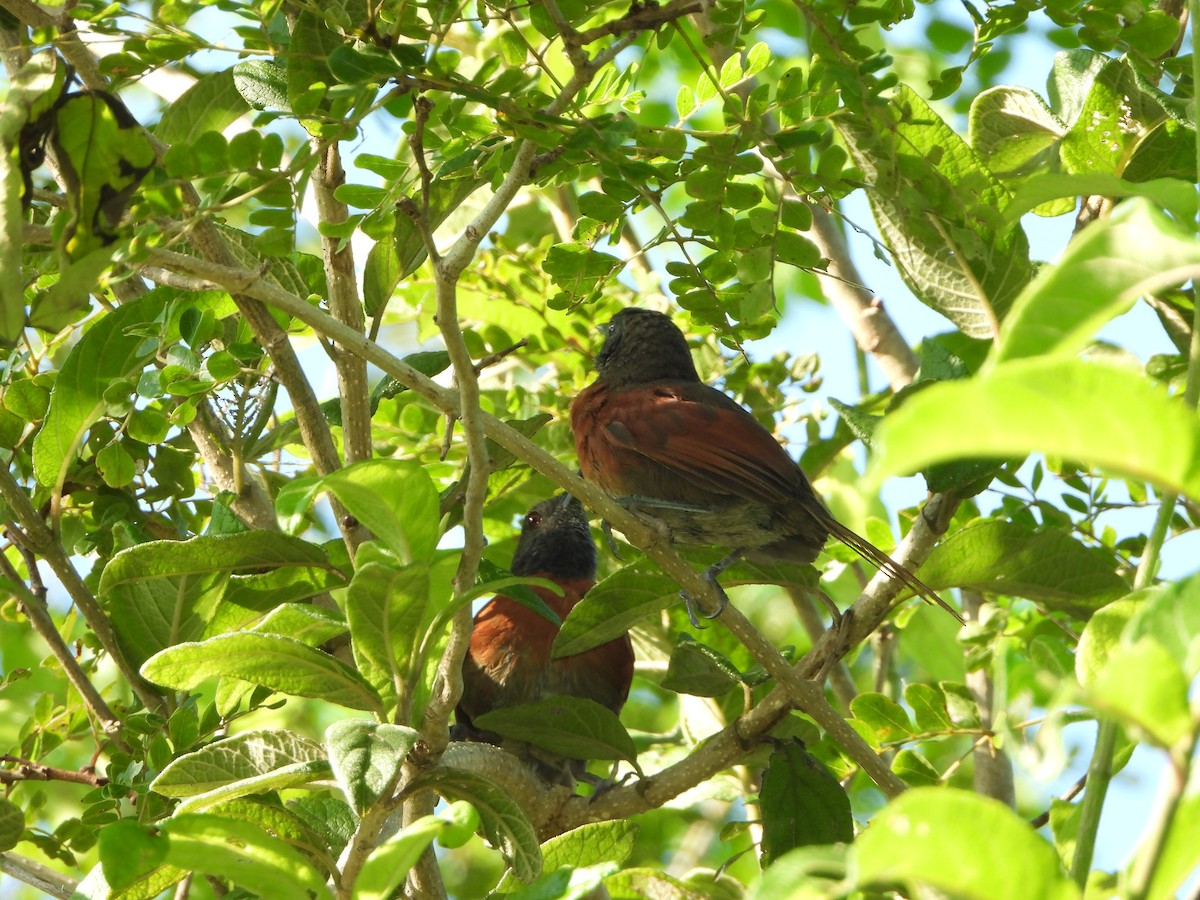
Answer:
[[456, 493, 635, 784], [570, 307, 961, 625]]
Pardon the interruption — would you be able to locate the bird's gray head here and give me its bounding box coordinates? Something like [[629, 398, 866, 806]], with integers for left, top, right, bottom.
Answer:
[[594, 307, 700, 388], [510, 493, 597, 579]]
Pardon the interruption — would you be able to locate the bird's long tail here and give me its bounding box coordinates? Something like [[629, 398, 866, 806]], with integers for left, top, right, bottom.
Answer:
[[825, 519, 963, 624]]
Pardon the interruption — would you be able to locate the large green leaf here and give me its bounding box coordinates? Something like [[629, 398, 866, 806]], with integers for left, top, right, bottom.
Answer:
[[760, 742, 853, 865], [854, 788, 1077, 900], [474, 696, 639, 768], [838, 85, 1033, 339], [155, 69, 249, 145], [321, 459, 441, 563], [100, 531, 339, 666], [868, 358, 1200, 502], [33, 288, 169, 490], [163, 814, 332, 900], [996, 199, 1200, 363], [0, 52, 65, 343], [917, 519, 1127, 613], [345, 561, 432, 711], [553, 559, 677, 658], [152, 729, 327, 798], [141, 633, 383, 713]]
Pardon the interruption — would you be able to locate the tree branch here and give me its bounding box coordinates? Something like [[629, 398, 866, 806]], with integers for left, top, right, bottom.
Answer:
[[0, 467, 164, 712], [0, 549, 129, 753], [311, 138, 373, 542], [0, 851, 77, 900]]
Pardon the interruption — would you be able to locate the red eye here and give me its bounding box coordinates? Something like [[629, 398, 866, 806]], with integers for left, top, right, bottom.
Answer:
[[524, 512, 543, 529]]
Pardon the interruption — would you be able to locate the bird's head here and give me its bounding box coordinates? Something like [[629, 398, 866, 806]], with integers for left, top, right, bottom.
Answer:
[[510, 493, 598, 580], [594, 307, 701, 387]]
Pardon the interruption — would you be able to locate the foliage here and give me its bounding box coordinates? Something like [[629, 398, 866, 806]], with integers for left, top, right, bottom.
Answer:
[[0, 0, 1197, 897]]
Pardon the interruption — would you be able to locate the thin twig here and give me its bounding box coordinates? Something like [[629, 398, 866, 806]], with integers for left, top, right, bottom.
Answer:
[[0, 755, 110, 786], [0, 548, 130, 752], [0, 466, 164, 712], [310, 137, 372, 556]]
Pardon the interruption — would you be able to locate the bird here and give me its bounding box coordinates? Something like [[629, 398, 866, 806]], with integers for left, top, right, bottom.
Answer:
[[570, 306, 961, 626], [455, 492, 635, 785]]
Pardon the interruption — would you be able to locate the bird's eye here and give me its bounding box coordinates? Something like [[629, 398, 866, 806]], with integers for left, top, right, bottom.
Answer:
[[523, 512, 543, 530]]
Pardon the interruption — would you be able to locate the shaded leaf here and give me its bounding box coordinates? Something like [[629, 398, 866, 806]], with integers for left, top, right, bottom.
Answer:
[[760, 741, 853, 865], [474, 696, 639, 769]]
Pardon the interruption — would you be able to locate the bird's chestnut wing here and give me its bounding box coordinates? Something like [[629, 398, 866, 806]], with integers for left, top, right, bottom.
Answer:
[[576, 380, 812, 506]]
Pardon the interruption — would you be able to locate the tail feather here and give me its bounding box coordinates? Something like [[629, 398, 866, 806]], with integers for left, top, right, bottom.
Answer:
[[825, 519, 963, 625]]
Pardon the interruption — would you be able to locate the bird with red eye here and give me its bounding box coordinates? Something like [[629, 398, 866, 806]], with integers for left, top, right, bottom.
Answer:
[[570, 307, 962, 627], [455, 492, 635, 786]]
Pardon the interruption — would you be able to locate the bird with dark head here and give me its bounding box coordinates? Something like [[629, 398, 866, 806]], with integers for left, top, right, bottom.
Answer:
[[456, 493, 635, 785], [570, 307, 961, 625]]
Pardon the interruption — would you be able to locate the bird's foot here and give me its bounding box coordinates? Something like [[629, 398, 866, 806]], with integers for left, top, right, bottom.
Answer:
[[600, 519, 625, 561], [679, 549, 743, 628]]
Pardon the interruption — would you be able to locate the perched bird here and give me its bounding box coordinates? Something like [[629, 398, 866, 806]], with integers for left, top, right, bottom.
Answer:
[[570, 307, 961, 625], [456, 493, 635, 784]]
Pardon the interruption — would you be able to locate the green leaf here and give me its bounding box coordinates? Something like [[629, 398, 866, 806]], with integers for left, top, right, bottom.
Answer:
[[1089, 636, 1192, 749], [473, 696, 639, 768], [1003, 174, 1198, 225], [849, 693, 914, 743], [100, 531, 339, 666], [141, 633, 384, 713], [95, 441, 135, 487], [917, 519, 1127, 613], [1060, 58, 1165, 176], [355, 803, 480, 900], [321, 459, 440, 563], [286, 8, 340, 112], [33, 288, 168, 490], [0, 52, 64, 344], [163, 813, 331, 900], [0, 796, 24, 851], [152, 729, 326, 798], [328, 44, 399, 84], [364, 232, 399, 317], [997, 199, 1200, 363], [1126, 575, 1200, 678], [493, 820, 637, 894], [892, 749, 940, 787], [837, 85, 1033, 339], [407, 767, 542, 883], [345, 561, 432, 711], [968, 86, 1064, 177], [905, 683, 954, 734], [325, 719, 418, 815], [173, 760, 331, 815], [50, 91, 155, 261], [867, 358, 1200, 503], [661, 636, 742, 696], [232, 60, 290, 111], [554, 559, 677, 657], [1075, 595, 1143, 688], [98, 821, 168, 891], [155, 69, 249, 145], [760, 741, 853, 865], [854, 788, 1077, 900]]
